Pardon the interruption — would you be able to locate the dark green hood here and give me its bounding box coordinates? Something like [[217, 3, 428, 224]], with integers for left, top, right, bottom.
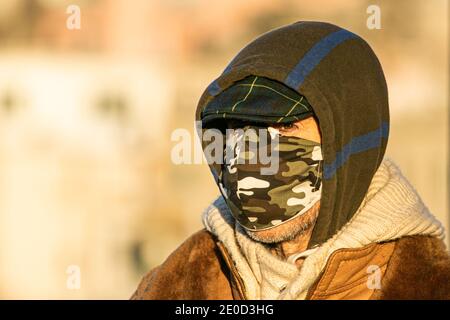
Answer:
[[195, 21, 389, 247]]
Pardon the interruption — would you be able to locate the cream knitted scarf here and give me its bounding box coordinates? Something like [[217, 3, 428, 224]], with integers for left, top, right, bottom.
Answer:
[[202, 159, 445, 300]]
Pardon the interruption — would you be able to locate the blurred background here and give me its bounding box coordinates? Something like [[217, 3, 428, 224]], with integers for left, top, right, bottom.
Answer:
[[0, 0, 447, 299]]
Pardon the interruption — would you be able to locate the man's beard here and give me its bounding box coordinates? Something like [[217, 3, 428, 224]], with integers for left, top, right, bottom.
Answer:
[[244, 202, 320, 244]]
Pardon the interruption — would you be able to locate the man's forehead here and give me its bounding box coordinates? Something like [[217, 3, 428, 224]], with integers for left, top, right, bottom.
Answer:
[[225, 119, 273, 129]]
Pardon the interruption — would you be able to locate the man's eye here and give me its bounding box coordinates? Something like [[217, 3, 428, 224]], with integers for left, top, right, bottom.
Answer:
[[279, 123, 298, 131]]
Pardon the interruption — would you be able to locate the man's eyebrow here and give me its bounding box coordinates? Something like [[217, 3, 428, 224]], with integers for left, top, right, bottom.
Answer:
[[226, 120, 249, 128], [225, 120, 240, 128], [268, 121, 296, 127]]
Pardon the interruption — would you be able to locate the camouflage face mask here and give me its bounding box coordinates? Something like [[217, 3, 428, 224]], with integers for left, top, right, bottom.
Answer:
[[218, 126, 323, 231]]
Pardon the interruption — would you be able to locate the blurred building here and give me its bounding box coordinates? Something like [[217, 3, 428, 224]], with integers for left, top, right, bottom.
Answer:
[[0, 0, 447, 298]]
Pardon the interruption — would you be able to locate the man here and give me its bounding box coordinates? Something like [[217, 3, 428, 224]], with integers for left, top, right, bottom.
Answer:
[[132, 21, 450, 300]]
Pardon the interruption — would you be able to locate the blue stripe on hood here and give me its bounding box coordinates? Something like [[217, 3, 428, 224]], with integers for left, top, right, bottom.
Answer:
[[324, 122, 389, 179], [285, 29, 357, 89]]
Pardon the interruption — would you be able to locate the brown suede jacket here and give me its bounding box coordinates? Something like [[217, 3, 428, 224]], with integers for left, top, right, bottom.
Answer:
[[131, 229, 450, 300]]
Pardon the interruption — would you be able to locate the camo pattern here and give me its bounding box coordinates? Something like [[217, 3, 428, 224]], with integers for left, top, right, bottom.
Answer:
[[218, 126, 323, 231]]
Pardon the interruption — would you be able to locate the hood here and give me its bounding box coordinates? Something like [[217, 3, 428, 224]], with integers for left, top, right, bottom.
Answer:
[[195, 21, 389, 247]]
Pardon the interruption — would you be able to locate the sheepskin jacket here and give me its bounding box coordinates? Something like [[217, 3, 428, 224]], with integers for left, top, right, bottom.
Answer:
[[131, 232, 450, 300], [131, 160, 450, 300]]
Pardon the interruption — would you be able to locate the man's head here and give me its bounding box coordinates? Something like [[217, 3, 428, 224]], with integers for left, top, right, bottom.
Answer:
[[226, 116, 322, 243], [197, 22, 389, 246], [199, 74, 324, 242]]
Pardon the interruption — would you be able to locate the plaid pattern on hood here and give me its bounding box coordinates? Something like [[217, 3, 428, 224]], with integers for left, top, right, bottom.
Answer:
[[201, 75, 313, 126]]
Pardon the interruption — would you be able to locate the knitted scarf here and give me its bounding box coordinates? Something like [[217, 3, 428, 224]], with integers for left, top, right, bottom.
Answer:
[[202, 159, 445, 300]]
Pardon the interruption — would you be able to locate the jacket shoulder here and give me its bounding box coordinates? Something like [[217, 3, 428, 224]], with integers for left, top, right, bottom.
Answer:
[[377, 235, 450, 300], [130, 229, 233, 300]]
